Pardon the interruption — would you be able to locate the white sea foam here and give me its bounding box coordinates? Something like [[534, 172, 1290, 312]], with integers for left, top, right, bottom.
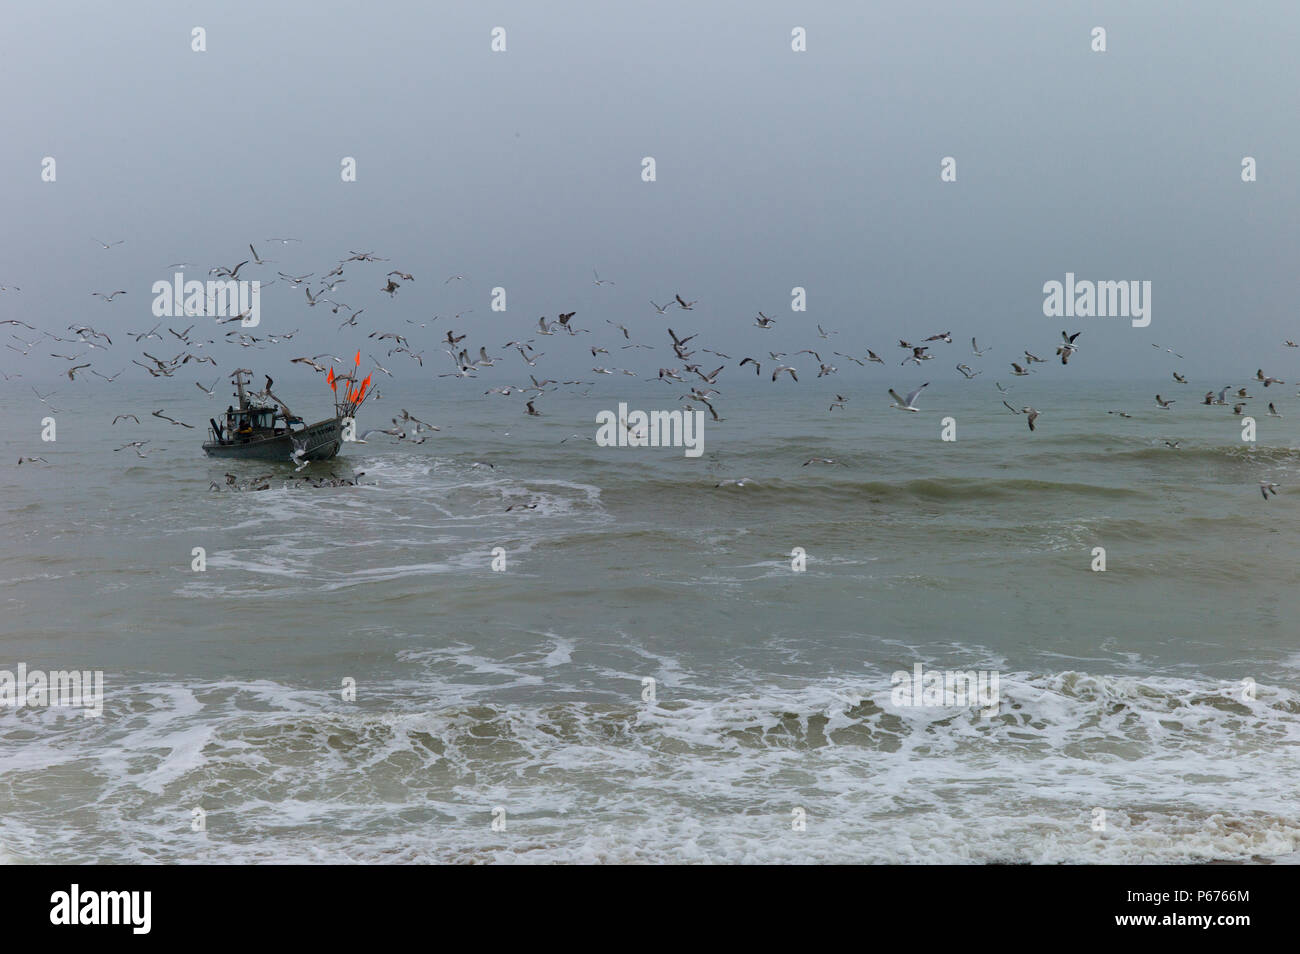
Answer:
[[2, 666, 1295, 864]]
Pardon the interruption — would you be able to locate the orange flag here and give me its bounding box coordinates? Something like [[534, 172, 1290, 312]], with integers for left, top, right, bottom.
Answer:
[[327, 366, 336, 391], [354, 351, 361, 366]]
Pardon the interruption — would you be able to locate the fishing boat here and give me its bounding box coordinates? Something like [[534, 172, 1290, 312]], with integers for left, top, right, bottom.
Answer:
[[202, 363, 373, 462]]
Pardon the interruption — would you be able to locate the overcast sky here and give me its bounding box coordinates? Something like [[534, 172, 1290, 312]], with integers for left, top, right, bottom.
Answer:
[[2, 1, 1297, 382]]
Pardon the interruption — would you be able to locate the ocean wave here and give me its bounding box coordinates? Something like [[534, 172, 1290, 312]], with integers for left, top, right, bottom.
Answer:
[[1, 669, 1295, 864]]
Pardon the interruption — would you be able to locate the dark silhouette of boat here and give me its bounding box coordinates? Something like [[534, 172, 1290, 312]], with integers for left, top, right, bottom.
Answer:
[[202, 370, 343, 461]]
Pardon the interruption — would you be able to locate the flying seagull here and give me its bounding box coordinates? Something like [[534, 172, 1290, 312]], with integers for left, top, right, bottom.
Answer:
[[888, 382, 929, 412]]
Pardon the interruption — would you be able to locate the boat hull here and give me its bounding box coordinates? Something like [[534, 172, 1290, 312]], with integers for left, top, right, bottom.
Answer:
[[202, 417, 343, 461]]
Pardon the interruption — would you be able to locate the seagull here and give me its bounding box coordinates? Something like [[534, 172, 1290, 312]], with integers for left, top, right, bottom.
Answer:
[[91, 290, 127, 301], [650, 300, 670, 315], [754, 313, 776, 328], [818, 324, 837, 339], [1257, 369, 1285, 387], [111, 414, 139, 425], [398, 409, 438, 432], [1010, 362, 1031, 376], [675, 294, 697, 310], [1056, 332, 1081, 364], [956, 363, 981, 379], [17, 456, 49, 465], [1164, 441, 1180, 448], [866, 350, 885, 364], [129, 323, 163, 342], [828, 395, 847, 411], [803, 458, 842, 466], [771, 365, 798, 382], [211, 260, 249, 279], [1269, 403, 1282, 417], [195, 377, 219, 396], [889, 382, 928, 412], [1021, 407, 1040, 431], [971, 337, 990, 357], [290, 438, 309, 471], [356, 428, 401, 443], [901, 346, 930, 366], [1261, 482, 1280, 499], [592, 270, 615, 287], [93, 238, 124, 249], [152, 409, 194, 428], [248, 244, 274, 265], [1155, 395, 1175, 409], [1173, 372, 1187, 383], [1107, 410, 1133, 418], [714, 477, 756, 488], [1023, 351, 1046, 364], [525, 399, 541, 416]]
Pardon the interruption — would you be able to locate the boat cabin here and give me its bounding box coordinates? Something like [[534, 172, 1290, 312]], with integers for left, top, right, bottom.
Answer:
[[210, 403, 304, 445]]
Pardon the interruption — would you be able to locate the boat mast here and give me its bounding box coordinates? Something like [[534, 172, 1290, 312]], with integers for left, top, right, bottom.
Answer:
[[231, 369, 251, 409]]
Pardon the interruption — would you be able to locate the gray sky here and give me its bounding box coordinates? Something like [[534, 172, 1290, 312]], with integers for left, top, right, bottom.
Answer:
[[2, 1, 1297, 383]]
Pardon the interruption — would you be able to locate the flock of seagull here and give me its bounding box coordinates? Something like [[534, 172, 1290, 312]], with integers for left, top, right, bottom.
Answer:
[[0, 241, 1294, 501]]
